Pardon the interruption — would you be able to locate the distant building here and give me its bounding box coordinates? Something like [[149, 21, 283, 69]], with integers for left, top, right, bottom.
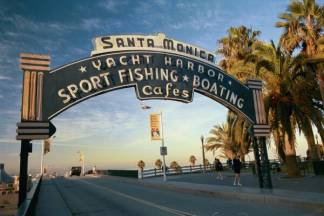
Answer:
[[0, 163, 14, 184]]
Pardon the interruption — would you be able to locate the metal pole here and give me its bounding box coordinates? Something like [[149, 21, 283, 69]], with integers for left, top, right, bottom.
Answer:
[[18, 140, 29, 206], [82, 157, 85, 176], [253, 137, 263, 188], [41, 141, 44, 175], [201, 135, 206, 173], [160, 112, 167, 182], [260, 136, 272, 189]]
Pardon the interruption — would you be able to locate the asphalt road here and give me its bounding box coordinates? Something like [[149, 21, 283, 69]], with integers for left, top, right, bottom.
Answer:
[[35, 176, 322, 216]]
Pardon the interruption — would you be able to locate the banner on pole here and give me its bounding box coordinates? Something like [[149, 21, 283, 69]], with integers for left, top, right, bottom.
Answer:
[[44, 138, 51, 154], [150, 114, 161, 140]]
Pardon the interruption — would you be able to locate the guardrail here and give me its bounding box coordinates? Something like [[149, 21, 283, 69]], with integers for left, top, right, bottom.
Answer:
[[16, 175, 42, 216]]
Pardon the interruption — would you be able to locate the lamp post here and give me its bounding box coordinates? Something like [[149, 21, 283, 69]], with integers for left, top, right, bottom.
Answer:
[[77, 151, 85, 176], [201, 135, 206, 173], [140, 101, 167, 181], [41, 141, 44, 175], [160, 112, 167, 182]]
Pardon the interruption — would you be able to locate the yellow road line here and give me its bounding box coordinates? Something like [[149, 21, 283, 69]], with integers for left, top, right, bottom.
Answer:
[[78, 179, 196, 216]]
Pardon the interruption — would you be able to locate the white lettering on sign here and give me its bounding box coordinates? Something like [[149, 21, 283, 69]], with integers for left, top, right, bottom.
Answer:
[[56, 54, 244, 111], [58, 72, 112, 104], [91, 33, 216, 63], [192, 75, 244, 109]]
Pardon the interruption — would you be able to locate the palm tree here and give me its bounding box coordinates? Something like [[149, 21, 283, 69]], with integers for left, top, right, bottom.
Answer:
[[204, 159, 210, 166], [217, 26, 261, 74], [227, 111, 253, 162], [170, 161, 181, 173], [293, 78, 323, 160], [247, 41, 314, 176], [276, 0, 324, 104], [217, 26, 258, 161], [154, 159, 162, 170], [276, 0, 324, 56], [137, 160, 145, 172], [204, 123, 238, 159], [189, 155, 197, 166]]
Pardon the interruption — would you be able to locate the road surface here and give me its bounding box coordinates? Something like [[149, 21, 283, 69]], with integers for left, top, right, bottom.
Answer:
[[35, 176, 322, 216]]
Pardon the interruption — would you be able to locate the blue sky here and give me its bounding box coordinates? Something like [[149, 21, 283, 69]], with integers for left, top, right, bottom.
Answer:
[[1, 0, 322, 175]]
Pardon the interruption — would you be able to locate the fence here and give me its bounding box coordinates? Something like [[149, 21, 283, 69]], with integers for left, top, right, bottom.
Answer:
[[139, 164, 215, 179], [138, 160, 285, 179], [137, 158, 320, 179], [0, 183, 16, 195]]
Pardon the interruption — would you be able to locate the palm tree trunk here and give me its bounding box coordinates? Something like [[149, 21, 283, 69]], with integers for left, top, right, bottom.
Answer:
[[317, 70, 324, 108], [273, 129, 286, 162], [284, 133, 300, 177], [299, 116, 320, 161], [303, 121, 320, 161], [311, 110, 324, 144]]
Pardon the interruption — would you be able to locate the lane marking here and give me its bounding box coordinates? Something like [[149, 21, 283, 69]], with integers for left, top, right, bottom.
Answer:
[[77, 179, 196, 216]]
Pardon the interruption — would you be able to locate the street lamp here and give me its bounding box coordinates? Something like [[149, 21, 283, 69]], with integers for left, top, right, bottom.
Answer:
[[160, 112, 167, 182], [77, 151, 85, 176], [140, 101, 167, 182], [201, 135, 206, 173]]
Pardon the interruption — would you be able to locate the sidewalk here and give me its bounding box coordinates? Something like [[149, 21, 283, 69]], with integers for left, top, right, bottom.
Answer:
[[34, 178, 71, 216], [163, 171, 324, 193], [137, 172, 324, 210]]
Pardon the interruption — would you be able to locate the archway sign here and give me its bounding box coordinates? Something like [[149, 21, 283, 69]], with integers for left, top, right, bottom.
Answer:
[[16, 33, 272, 205]]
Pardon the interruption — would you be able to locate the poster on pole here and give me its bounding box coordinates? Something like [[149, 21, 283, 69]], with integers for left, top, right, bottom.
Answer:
[[44, 138, 51, 154], [150, 114, 161, 140]]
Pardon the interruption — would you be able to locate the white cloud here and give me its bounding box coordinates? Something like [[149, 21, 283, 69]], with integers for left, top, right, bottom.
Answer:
[[2, 14, 73, 35], [81, 18, 102, 31], [154, 0, 167, 6], [134, 2, 151, 14], [176, 2, 196, 9], [100, 0, 117, 11], [0, 75, 11, 80], [52, 106, 138, 143], [99, 0, 128, 12]]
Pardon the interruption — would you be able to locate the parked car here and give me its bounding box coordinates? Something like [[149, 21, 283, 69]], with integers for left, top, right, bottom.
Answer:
[[69, 166, 82, 176]]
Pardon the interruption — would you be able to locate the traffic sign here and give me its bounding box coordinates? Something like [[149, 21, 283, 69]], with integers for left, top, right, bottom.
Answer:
[[160, 146, 167, 156]]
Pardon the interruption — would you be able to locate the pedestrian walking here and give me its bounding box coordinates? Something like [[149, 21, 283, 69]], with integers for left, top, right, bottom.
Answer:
[[226, 158, 232, 169], [214, 158, 223, 180], [233, 155, 242, 186]]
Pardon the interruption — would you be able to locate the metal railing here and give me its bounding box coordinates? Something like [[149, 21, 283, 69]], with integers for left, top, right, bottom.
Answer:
[[139, 164, 215, 179], [138, 158, 320, 179]]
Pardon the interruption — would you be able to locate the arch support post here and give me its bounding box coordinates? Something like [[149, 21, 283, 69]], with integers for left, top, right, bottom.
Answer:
[[17, 53, 50, 206], [252, 136, 272, 189], [247, 79, 272, 189], [18, 140, 31, 206]]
